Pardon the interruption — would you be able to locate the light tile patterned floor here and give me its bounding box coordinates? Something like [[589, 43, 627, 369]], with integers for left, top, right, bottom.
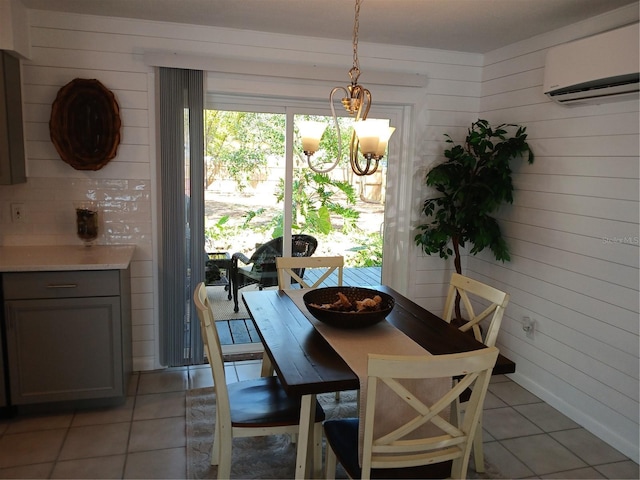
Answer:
[[0, 362, 637, 479]]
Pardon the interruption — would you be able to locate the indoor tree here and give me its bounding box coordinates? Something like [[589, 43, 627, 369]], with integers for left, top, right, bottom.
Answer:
[[415, 119, 534, 315]]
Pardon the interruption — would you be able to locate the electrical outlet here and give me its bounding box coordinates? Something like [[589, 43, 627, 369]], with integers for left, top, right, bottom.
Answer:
[[11, 203, 25, 223], [522, 316, 535, 339]]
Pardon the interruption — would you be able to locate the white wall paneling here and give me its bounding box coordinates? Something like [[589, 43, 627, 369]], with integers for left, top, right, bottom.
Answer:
[[474, 9, 639, 461], [3, 8, 483, 373]]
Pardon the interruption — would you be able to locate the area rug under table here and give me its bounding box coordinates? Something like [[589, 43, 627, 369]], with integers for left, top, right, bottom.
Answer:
[[186, 387, 503, 479]]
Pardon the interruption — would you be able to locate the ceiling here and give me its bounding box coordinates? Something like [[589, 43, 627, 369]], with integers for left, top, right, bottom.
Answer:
[[19, 0, 638, 53]]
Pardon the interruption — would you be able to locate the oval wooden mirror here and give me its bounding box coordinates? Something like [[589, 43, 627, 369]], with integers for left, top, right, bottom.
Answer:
[[49, 78, 121, 171]]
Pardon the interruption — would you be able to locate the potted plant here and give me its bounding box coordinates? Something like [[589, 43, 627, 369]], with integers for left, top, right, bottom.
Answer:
[[414, 119, 534, 318]]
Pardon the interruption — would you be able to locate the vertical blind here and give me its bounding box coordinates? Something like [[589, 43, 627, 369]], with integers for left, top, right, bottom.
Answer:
[[159, 67, 206, 366]]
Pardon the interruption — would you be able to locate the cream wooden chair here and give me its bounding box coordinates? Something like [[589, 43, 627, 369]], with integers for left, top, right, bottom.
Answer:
[[193, 282, 325, 479], [324, 347, 500, 480], [275, 255, 345, 399], [442, 273, 509, 347], [276, 255, 344, 290], [442, 273, 510, 472]]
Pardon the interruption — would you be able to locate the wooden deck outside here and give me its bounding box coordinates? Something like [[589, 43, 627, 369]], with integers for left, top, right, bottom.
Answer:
[[215, 266, 381, 354]]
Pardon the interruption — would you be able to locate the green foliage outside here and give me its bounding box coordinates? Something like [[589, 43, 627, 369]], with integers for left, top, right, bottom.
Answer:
[[203, 111, 382, 267], [348, 232, 384, 267], [270, 170, 359, 237], [203, 111, 285, 191], [204, 215, 230, 243], [414, 119, 534, 275]]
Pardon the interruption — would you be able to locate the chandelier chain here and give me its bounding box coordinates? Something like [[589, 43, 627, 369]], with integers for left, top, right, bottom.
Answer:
[[305, 0, 390, 176], [350, 0, 361, 83]]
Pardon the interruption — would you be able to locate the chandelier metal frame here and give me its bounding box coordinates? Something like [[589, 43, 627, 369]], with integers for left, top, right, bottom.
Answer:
[[303, 0, 392, 176]]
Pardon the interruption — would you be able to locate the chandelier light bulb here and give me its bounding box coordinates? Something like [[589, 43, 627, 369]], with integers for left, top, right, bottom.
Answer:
[[375, 127, 396, 158], [353, 119, 394, 159], [353, 119, 382, 157], [299, 121, 327, 156]]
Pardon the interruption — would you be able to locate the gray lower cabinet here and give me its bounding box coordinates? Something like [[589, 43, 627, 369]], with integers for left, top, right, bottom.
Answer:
[[2, 269, 131, 406]]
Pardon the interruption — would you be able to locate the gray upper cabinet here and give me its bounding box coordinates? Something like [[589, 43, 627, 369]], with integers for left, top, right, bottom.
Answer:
[[0, 50, 26, 185]]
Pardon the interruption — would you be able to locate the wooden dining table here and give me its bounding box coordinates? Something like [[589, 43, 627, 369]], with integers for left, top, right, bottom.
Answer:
[[242, 285, 516, 479]]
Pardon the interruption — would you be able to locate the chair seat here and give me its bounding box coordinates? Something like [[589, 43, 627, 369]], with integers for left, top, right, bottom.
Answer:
[[323, 418, 452, 479], [228, 376, 325, 427]]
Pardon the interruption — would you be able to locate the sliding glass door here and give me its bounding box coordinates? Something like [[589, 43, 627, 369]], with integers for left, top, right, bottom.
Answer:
[[201, 97, 391, 270], [160, 88, 401, 365]]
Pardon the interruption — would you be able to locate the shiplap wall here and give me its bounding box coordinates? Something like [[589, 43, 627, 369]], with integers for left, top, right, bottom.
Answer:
[[1, 12, 159, 371], [0, 9, 481, 372], [472, 12, 639, 461], [410, 6, 639, 462]]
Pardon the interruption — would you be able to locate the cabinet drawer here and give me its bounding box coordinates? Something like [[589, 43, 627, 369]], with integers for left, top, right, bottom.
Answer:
[[3, 270, 120, 299]]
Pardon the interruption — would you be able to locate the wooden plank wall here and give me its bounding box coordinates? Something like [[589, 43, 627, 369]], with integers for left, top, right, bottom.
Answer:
[[12, 8, 482, 373], [411, 6, 638, 462], [473, 12, 639, 461]]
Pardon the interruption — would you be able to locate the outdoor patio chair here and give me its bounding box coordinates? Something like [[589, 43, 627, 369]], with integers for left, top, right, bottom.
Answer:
[[230, 234, 317, 312]]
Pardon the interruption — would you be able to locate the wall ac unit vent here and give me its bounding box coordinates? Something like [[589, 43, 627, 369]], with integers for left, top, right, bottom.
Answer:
[[543, 23, 639, 105]]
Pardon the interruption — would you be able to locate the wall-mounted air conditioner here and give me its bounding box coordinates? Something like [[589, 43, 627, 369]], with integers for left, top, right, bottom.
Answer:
[[543, 23, 639, 105]]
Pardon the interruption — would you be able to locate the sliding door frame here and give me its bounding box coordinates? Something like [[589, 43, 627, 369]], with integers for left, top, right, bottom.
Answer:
[[205, 93, 408, 288]]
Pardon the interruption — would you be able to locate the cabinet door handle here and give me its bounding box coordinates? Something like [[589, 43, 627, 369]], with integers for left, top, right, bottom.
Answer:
[[46, 283, 79, 289]]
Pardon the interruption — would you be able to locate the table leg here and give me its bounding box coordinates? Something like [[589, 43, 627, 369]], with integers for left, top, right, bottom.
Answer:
[[295, 393, 318, 479]]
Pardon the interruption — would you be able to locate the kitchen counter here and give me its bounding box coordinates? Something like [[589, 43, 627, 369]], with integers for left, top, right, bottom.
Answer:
[[1, 244, 135, 409], [0, 245, 135, 272]]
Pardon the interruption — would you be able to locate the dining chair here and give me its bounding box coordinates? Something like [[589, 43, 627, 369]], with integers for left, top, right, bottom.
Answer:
[[442, 273, 510, 347], [193, 282, 326, 479], [442, 272, 510, 472], [275, 255, 345, 400], [323, 347, 500, 480], [276, 255, 344, 290]]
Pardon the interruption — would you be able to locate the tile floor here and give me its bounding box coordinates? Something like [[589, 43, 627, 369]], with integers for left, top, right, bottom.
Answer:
[[0, 361, 637, 479]]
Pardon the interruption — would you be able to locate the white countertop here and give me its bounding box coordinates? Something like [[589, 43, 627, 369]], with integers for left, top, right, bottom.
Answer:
[[0, 245, 136, 272]]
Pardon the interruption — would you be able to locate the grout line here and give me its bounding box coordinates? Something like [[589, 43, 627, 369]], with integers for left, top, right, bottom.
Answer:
[[121, 373, 140, 479]]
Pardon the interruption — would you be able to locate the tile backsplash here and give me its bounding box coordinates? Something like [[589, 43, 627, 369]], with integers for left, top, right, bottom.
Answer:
[[0, 177, 151, 247]]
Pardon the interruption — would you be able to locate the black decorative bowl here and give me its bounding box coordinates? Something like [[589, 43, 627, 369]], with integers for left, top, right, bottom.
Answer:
[[303, 287, 395, 329]]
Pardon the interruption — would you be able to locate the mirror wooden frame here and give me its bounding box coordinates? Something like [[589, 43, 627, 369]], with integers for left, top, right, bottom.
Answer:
[[49, 78, 121, 171]]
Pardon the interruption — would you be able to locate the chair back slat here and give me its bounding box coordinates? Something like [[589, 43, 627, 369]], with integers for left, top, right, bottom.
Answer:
[[361, 348, 499, 479], [276, 255, 343, 290], [442, 273, 509, 346]]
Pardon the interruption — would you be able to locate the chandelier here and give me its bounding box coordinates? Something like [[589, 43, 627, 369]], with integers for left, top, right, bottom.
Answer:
[[299, 0, 395, 176]]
